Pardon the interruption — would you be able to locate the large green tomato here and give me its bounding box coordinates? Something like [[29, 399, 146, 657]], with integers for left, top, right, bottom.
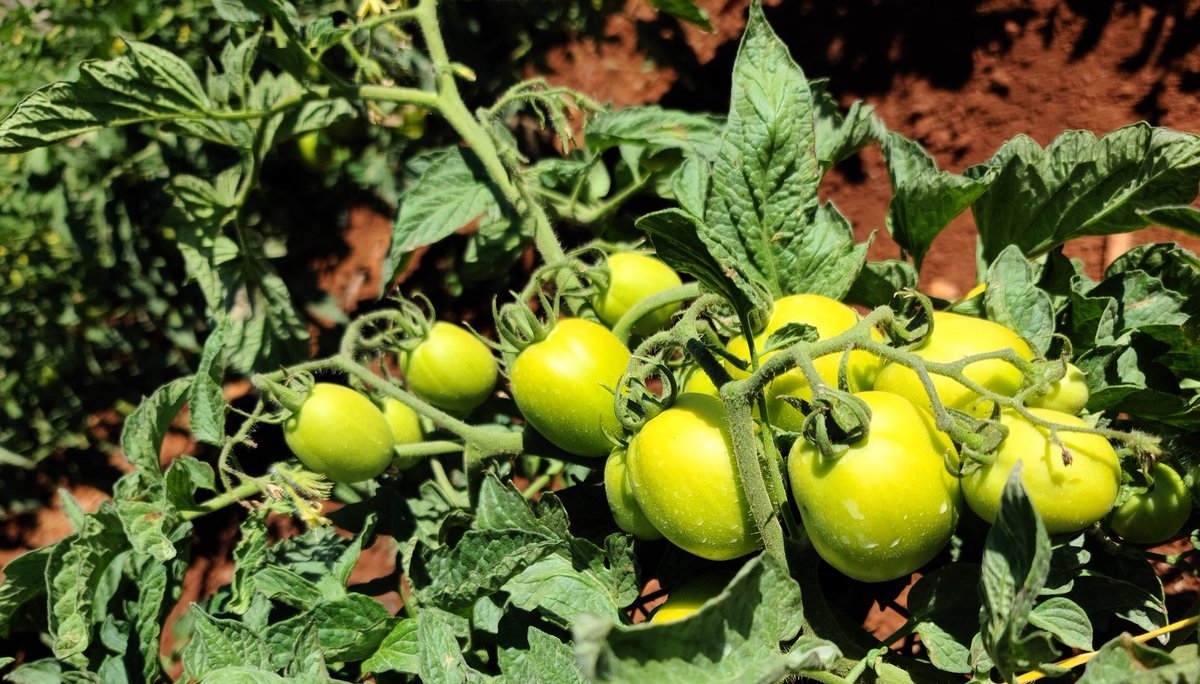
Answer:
[[284, 383, 394, 483], [725, 294, 881, 432], [604, 448, 662, 540], [962, 408, 1120, 534], [1027, 362, 1089, 415], [509, 318, 631, 457], [1109, 462, 1192, 544], [593, 252, 684, 337], [401, 321, 498, 414], [381, 397, 424, 470], [650, 571, 733, 624], [874, 311, 1033, 416], [626, 393, 760, 561], [788, 391, 961, 582]]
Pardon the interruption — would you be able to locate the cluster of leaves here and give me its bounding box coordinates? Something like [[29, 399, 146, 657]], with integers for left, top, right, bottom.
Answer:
[[3, 0, 1200, 681]]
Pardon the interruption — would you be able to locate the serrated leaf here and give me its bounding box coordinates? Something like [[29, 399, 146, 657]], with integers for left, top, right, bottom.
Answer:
[[0, 546, 54, 636], [415, 530, 559, 613], [47, 504, 130, 660], [4, 659, 65, 684], [228, 509, 270, 614], [362, 618, 420, 674], [120, 377, 191, 480], [1028, 597, 1092, 651], [1139, 205, 1200, 238], [574, 553, 837, 683], [1077, 634, 1195, 684], [670, 155, 709, 216], [503, 554, 625, 625], [985, 244, 1055, 354], [165, 455, 218, 511], [190, 318, 230, 446], [134, 560, 172, 682], [183, 606, 272, 679], [636, 208, 768, 318], [417, 608, 485, 683], [382, 147, 518, 287], [646, 0, 712, 30], [474, 474, 567, 537], [253, 567, 325, 609], [811, 79, 881, 172], [499, 627, 587, 683], [845, 259, 919, 309], [586, 106, 722, 157], [702, 4, 865, 300], [263, 594, 395, 668], [967, 125, 1200, 263], [979, 464, 1055, 679]]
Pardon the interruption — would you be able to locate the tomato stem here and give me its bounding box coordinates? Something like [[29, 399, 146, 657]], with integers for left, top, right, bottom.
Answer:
[[611, 282, 702, 344]]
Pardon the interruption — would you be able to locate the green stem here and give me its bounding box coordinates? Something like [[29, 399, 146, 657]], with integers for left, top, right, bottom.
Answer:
[[571, 174, 653, 224], [611, 282, 702, 344], [720, 383, 787, 565], [393, 440, 465, 458], [181, 479, 264, 521]]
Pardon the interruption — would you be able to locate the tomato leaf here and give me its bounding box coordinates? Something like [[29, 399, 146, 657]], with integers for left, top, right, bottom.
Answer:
[[811, 79, 882, 173], [363, 618, 420, 675], [1138, 204, 1200, 238], [1028, 597, 1092, 651], [574, 553, 839, 683], [979, 464, 1058, 679], [1076, 634, 1190, 683], [262, 594, 397, 668], [416, 608, 487, 683], [383, 146, 522, 288], [845, 259, 919, 309], [967, 124, 1200, 264], [0, 545, 55, 637], [586, 106, 723, 158], [984, 245, 1055, 354], [227, 510, 270, 615], [183, 605, 273, 679], [499, 626, 588, 683], [646, 0, 713, 30], [701, 3, 867, 300], [190, 318, 230, 446]]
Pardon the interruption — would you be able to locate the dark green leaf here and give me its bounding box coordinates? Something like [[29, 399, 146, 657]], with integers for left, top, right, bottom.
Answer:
[[47, 505, 130, 661], [417, 608, 485, 683], [182, 606, 271, 679], [415, 530, 559, 613], [586, 106, 722, 157], [907, 564, 982, 674], [967, 125, 1200, 263], [845, 259, 919, 309], [811, 79, 881, 172], [190, 319, 230, 446], [1138, 205, 1200, 238], [0, 546, 54, 636], [263, 594, 396, 667], [228, 509, 270, 614], [499, 627, 587, 683], [1028, 597, 1092, 651], [985, 245, 1055, 354], [362, 618, 420, 675], [1078, 634, 1194, 684]]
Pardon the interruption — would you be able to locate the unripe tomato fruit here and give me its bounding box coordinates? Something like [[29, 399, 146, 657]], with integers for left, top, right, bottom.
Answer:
[[626, 393, 760, 561], [296, 131, 333, 170], [604, 448, 662, 540], [381, 397, 424, 470], [788, 391, 961, 582], [680, 364, 720, 397], [874, 311, 1033, 417], [962, 408, 1120, 534], [401, 321, 498, 414], [1109, 462, 1192, 544], [1027, 362, 1089, 415], [725, 294, 880, 432], [592, 252, 684, 337], [509, 318, 631, 457], [650, 571, 733, 624], [284, 383, 394, 483]]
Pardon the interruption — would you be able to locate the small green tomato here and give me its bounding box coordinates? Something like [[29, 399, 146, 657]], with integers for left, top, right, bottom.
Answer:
[[381, 397, 424, 470]]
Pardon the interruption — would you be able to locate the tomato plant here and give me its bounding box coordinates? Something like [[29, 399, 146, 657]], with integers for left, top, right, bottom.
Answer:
[[2, 1, 1200, 682], [962, 408, 1121, 534], [401, 321, 499, 414], [626, 393, 760, 561], [788, 391, 961, 582], [284, 383, 395, 483], [1109, 462, 1193, 544], [509, 317, 630, 458]]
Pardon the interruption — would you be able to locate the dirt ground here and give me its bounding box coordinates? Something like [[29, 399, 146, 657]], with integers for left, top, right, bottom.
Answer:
[[4, 0, 1200, 671]]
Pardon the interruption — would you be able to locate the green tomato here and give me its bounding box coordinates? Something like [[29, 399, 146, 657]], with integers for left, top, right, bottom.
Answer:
[[650, 571, 733, 624], [962, 408, 1120, 534], [874, 311, 1033, 417], [680, 364, 720, 397], [296, 131, 333, 170], [284, 383, 394, 483], [725, 294, 881, 432], [382, 397, 424, 470], [401, 321, 498, 414], [626, 393, 760, 561], [1027, 362, 1089, 415], [788, 391, 961, 582], [604, 448, 662, 540], [1109, 463, 1193, 544], [509, 318, 631, 457], [592, 252, 684, 337]]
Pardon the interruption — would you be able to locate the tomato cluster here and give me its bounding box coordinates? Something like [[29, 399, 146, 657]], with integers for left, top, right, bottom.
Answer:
[[279, 251, 1191, 586]]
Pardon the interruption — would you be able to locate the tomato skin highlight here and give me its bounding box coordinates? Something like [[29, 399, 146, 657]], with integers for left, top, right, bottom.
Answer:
[[509, 318, 631, 457], [788, 391, 961, 582], [382, 397, 424, 470], [626, 393, 761, 561], [962, 408, 1120, 535], [1109, 463, 1193, 544], [725, 294, 880, 432], [604, 448, 663, 540], [874, 311, 1033, 416], [593, 252, 684, 337], [401, 321, 498, 414], [650, 571, 733, 623], [284, 383, 394, 483], [1027, 362, 1089, 415]]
